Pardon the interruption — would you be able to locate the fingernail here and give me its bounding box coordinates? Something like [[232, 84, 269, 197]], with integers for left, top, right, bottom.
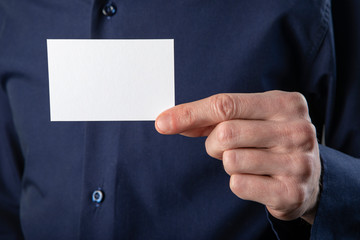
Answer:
[[156, 114, 171, 133]]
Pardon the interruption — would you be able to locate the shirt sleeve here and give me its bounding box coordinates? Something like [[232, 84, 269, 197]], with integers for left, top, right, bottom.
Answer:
[[311, 0, 360, 238], [312, 146, 360, 239], [269, 0, 360, 239]]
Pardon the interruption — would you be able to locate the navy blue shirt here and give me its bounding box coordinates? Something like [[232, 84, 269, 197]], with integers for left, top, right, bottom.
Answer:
[[0, 0, 359, 239]]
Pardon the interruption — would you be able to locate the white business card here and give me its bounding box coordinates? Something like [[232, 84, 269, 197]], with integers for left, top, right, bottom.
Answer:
[[47, 39, 175, 121]]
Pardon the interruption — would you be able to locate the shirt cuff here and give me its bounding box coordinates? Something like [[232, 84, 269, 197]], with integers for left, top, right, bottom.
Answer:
[[310, 144, 360, 239]]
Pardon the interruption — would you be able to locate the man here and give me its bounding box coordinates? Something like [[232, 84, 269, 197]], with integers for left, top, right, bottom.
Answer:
[[0, 0, 359, 239]]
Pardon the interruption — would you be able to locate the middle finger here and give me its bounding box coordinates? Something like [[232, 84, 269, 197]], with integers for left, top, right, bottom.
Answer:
[[205, 119, 297, 159]]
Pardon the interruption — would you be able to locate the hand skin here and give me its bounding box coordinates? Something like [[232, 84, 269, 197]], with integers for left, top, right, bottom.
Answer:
[[155, 90, 321, 224]]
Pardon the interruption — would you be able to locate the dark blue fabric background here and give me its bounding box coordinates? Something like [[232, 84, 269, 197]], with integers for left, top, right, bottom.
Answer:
[[0, 0, 359, 239]]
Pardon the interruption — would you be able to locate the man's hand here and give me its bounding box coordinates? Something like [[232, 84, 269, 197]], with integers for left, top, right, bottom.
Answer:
[[155, 91, 321, 224]]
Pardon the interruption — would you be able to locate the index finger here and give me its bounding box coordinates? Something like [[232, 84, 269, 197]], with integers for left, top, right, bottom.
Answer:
[[155, 91, 306, 135]]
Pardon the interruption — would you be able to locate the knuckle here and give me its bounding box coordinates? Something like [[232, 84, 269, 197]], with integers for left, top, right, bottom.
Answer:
[[288, 185, 307, 209], [229, 175, 249, 200], [286, 121, 316, 149], [268, 91, 309, 120], [268, 181, 307, 220], [223, 150, 237, 175], [294, 121, 312, 136], [292, 153, 314, 180], [288, 92, 309, 117], [204, 137, 217, 159], [210, 94, 236, 120], [288, 92, 306, 104], [229, 175, 239, 193], [296, 121, 317, 149], [274, 182, 305, 213], [275, 92, 308, 118], [215, 121, 234, 147]]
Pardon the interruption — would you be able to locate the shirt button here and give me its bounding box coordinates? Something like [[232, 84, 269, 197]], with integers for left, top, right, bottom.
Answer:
[[102, 2, 117, 17], [92, 190, 104, 203]]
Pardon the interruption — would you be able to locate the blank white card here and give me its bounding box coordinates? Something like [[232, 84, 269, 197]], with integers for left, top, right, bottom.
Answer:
[[47, 39, 175, 121]]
